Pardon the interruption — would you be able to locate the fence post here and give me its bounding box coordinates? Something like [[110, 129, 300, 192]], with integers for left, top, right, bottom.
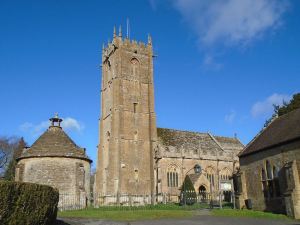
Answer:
[[219, 191, 222, 209], [232, 191, 236, 209], [129, 194, 132, 207]]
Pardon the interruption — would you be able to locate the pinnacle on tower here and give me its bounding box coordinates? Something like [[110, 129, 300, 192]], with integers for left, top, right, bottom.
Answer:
[[148, 34, 152, 45], [113, 26, 116, 38], [119, 25, 122, 37]]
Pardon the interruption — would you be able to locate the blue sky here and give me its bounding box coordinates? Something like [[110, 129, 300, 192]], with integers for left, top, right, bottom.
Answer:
[[0, 0, 299, 168]]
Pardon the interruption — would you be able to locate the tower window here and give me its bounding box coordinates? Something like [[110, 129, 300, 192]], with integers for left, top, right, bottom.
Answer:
[[134, 169, 139, 181], [131, 58, 139, 77], [133, 103, 138, 113]]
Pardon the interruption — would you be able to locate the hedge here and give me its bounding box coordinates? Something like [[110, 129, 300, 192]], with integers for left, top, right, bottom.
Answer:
[[0, 181, 59, 225], [180, 176, 197, 205]]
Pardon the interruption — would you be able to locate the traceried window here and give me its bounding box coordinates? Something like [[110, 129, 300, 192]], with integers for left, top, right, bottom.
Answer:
[[206, 167, 215, 187], [220, 168, 231, 181], [167, 165, 179, 187], [261, 161, 281, 199]]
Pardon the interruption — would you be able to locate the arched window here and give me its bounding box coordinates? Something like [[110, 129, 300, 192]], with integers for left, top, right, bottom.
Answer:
[[131, 58, 139, 78], [104, 60, 112, 84], [167, 164, 179, 187], [262, 161, 281, 199], [206, 166, 215, 187], [220, 168, 231, 181], [266, 161, 273, 180]]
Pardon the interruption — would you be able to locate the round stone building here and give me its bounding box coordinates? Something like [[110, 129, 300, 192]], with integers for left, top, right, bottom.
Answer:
[[15, 114, 92, 209]]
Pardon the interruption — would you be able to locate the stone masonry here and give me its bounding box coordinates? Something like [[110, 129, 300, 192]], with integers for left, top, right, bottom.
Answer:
[[95, 27, 157, 197], [94, 29, 244, 204], [155, 128, 243, 198], [237, 108, 300, 219], [15, 115, 92, 209]]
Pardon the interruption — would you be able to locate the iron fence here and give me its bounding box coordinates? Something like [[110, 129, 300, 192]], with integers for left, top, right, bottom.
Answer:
[[59, 193, 88, 211], [58, 191, 234, 211]]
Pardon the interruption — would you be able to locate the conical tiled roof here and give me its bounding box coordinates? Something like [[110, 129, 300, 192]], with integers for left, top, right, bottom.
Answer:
[[17, 116, 91, 162]]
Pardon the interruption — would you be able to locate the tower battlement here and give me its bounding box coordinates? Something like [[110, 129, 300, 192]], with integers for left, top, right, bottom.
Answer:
[[102, 26, 152, 63]]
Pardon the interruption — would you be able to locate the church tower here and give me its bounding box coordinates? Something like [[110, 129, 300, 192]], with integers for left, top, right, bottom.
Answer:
[[95, 27, 157, 198]]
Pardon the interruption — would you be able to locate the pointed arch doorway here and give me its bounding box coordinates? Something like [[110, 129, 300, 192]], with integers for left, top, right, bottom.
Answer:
[[199, 185, 207, 202]]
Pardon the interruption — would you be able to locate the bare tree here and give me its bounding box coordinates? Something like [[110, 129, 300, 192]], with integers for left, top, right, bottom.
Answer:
[[0, 137, 19, 177]]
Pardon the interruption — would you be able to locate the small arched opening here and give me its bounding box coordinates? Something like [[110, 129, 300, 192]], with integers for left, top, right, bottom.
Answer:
[[199, 185, 207, 202]]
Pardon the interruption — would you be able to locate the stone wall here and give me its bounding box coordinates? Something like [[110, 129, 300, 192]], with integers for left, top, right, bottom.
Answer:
[[155, 131, 243, 197], [238, 139, 300, 218], [15, 157, 91, 208]]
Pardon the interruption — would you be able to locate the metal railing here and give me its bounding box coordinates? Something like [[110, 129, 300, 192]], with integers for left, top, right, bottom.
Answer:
[[58, 191, 234, 211]]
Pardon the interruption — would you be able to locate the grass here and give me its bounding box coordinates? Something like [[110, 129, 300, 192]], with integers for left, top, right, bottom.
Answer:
[[58, 208, 195, 221], [74, 203, 211, 211], [212, 208, 291, 220], [58, 204, 293, 222]]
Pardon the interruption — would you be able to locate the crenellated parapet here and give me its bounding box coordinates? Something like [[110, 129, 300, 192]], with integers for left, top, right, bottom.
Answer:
[[102, 26, 153, 64]]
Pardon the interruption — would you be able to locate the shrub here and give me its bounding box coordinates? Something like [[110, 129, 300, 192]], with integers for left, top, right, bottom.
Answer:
[[0, 181, 59, 225], [180, 176, 197, 205]]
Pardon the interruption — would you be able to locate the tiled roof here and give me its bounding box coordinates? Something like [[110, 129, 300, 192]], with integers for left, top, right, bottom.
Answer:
[[239, 108, 300, 157], [157, 128, 244, 152], [188, 173, 201, 184], [17, 126, 92, 162]]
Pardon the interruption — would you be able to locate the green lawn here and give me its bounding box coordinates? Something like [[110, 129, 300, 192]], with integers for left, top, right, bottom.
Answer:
[[58, 205, 293, 221], [212, 209, 291, 220], [58, 208, 194, 221]]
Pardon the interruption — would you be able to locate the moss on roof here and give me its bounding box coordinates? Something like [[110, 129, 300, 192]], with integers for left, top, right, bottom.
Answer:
[[157, 127, 244, 151], [17, 126, 91, 162]]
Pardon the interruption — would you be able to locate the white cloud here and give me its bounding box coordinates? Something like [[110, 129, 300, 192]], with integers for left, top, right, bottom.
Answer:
[[171, 0, 289, 46], [19, 121, 48, 137], [225, 110, 236, 123], [61, 117, 84, 132], [19, 117, 84, 137], [19, 122, 34, 132], [251, 93, 292, 117]]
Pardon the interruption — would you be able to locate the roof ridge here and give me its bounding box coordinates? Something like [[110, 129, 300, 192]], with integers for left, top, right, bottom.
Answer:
[[214, 135, 237, 140], [157, 127, 208, 135], [208, 132, 224, 151]]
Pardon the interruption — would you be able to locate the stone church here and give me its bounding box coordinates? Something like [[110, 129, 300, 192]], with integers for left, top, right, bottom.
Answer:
[[94, 28, 244, 204]]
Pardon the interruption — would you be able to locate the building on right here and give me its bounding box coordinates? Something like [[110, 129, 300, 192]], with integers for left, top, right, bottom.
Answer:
[[235, 108, 300, 219]]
